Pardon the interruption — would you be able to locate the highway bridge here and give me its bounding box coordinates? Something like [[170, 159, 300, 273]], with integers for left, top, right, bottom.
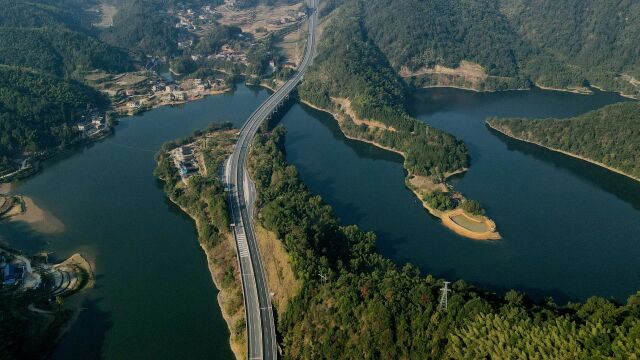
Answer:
[[225, 0, 318, 359]]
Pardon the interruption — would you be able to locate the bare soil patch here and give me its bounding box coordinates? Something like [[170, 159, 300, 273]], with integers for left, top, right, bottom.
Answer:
[[332, 98, 397, 132], [441, 209, 500, 241], [216, 2, 305, 38], [408, 175, 447, 193], [254, 224, 300, 315], [10, 196, 65, 234], [94, 3, 117, 28]]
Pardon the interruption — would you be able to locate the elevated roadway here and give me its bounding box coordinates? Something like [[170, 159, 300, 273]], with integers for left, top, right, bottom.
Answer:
[[225, 1, 318, 359]]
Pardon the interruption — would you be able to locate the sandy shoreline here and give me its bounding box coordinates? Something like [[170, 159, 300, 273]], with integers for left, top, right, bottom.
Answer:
[[299, 99, 407, 157], [417, 79, 638, 101], [9, 196, 65, 234], [407, 185, 501, 241], [534, 83, 593, 95], [487, 122, 640, 183], [419, 84, 530, 93], [0, 182, 11, 194]]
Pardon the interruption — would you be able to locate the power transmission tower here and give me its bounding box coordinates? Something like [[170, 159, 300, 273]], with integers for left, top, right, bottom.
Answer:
[[319, 271, 328, 284], [439, 281, 451, 310]]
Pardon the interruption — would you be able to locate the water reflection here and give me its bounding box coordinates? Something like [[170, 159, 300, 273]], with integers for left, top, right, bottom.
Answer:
[[490, 127, 640, 211], [282, 88, 640, 303]]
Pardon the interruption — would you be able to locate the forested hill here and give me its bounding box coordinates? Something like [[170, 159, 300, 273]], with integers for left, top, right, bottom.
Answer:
[[299, 0, 469, 179], [0, 0, 85, 29], [0, 0, 134, 174], [251, 125, 640, 359], [487, 101, 640, 180], [319, 0, 640, 97], [501, 0, 640, 96], [362, 0, 524, 77], [0, 27, 132, 77], [0, 66, 107, 172], [0, 0, 134, 75]]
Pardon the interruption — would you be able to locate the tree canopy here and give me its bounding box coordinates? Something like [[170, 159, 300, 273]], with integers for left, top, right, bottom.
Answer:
[[488, 101, 640, 180], [250, 125, 640, 359]]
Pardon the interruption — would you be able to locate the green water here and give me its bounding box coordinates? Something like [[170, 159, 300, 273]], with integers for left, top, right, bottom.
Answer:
[[0, 85, 269, 359], [281, 87, 640, 303]]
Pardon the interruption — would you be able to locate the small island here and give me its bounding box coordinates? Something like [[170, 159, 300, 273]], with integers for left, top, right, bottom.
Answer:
[[408, 174, 501, 240]]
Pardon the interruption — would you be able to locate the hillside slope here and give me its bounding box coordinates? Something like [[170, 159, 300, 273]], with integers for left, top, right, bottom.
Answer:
[[0, 0, 134, 174], [327, 0, 640, 97], [487, 101, 640, 180]]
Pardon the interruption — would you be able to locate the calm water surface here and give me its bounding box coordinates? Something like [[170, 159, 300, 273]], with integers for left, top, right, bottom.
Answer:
[[1, 83, 638, 358], [281, 87, 640, 303], [0, 85, 269, 359]]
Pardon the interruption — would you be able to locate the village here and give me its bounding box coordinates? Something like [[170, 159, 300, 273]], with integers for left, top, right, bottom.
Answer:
[[1, 0, 308, 183], [97, 0, 310, 116], [85, 70, 230, 116]]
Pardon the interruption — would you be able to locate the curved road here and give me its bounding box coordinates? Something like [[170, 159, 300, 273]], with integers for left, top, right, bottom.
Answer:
[[225, 1, 318, 359]]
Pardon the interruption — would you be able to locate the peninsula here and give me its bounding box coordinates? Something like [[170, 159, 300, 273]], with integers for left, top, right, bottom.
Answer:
[[487, 101, 640, 183]]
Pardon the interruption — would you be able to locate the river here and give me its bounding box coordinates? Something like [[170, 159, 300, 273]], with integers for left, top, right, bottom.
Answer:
[[1, 83, 638, 358], [281, 87, 640, 303], [0, 85, 269, 359]]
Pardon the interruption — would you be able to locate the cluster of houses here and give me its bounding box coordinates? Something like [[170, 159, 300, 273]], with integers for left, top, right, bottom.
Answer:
[[76, 113, 108, 139], [158, 79, 226, 100], [1, 256, 25, 287], [268, 10, 307, 25], [170, 145, 200, 183], [174, 4, 218, 31], [224, 0, 241, 8], [119, 74, 228, 111], [159, 84, 189, 102], [210, 44, 248, 64]]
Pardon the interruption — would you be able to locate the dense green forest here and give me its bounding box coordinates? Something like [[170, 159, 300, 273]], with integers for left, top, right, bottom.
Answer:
[[0, 28, 132, 77], [487, 101, 640, 180], [299, 1, 468, 178], [314, 0, 640, 97], [101, 0, 186, 57], [0, 0, 87, 29], [363, 0, 523, 77], [501, 0, 640, 95], [250, 125, 640, 359]]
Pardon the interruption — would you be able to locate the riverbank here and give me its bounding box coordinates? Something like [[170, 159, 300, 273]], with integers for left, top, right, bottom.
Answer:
[[486, 121, 640, 183], [299, 97, 501, 241], [0, 72, 233, 185], [155, 126, 245, 360], [535, 83, 593, 95], [171, 199, 246, 360], [7, 196, 65, 234], [405, 179, 501, 241], [409, 69, 638, 101]]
